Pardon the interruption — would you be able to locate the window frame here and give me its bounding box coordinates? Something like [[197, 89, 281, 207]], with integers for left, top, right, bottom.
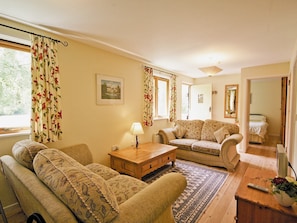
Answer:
[[153, 75, 169, 119], [0, 40, 31, 135]]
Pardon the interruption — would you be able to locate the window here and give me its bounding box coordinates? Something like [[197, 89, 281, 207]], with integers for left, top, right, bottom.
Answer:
[[153, 76, 169, 118], [181, 84, 190, 120], [0, 40, 31, 134]]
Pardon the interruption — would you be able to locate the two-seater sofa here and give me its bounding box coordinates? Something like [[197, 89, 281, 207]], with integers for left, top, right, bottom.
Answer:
[[159, 119, 243, 171], [0, 140, 186, 223]]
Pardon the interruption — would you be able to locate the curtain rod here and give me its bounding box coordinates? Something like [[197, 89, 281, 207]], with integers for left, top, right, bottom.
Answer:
[[0, 24, 68, 47], [145, 65, 175, 76]]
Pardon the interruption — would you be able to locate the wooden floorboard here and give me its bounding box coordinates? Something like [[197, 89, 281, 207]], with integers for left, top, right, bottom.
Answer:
[[197, 136, 280, 223], [0, 136, 280, 223]]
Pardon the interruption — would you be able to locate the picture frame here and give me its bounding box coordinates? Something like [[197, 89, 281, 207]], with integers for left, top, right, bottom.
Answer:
[[198, 94, 204, 103], [96, 74, 124, 105]]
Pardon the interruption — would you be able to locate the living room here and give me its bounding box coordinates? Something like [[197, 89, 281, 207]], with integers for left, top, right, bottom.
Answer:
[[1, 1, 297, 222]]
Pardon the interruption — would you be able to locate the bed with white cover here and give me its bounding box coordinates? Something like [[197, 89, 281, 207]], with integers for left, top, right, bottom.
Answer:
[[249, 114, 269, 144]]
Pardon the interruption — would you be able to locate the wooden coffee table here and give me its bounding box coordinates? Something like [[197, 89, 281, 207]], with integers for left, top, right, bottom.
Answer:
[[108, 142, 177, 179]]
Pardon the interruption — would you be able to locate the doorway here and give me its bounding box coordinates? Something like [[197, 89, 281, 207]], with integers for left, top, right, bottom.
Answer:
[[243, 76, 288, 151], [189, 84, 212, 120]]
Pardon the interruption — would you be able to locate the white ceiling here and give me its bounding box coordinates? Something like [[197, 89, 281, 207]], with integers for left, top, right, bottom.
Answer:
[[1, 0, 297, 78]]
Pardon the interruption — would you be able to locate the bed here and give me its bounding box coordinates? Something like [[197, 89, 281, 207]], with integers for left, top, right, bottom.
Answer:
[[249, 114, 269, 144]]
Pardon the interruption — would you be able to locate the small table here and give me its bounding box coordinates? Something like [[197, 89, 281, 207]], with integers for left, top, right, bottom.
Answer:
[[235, 167, 297, 223], [108, 142, 177, 179]]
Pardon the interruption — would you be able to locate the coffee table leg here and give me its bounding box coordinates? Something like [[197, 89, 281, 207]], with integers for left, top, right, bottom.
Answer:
[[172, 160, 175, 167]]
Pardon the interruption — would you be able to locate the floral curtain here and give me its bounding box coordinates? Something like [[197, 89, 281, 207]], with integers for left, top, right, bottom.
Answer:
[[169, 74, 177, 122], [143, 66, 154, 127], [30, 35, 62, 143]]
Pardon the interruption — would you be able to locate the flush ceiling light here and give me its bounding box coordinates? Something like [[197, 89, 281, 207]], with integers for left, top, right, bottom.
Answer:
[[199, 66, 222, 76]]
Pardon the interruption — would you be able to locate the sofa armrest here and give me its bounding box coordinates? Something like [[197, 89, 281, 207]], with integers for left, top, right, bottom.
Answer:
[[59, 144, 93, 165], [0, 155, 77, 223], [222, 133, 243, 145], [113, 172, 187, 223], [220, 133, 243, 171], [158, 128, 176, 144]]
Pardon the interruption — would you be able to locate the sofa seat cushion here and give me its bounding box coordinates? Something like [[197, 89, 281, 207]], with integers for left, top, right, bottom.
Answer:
[[169, 139, 198, 151], [191, 141, 221, 156], [33, 149, 119, 223], [86, 163, 120, 180], [107, 175, 147, 205], [12, 139, 48, 171], [175, 120, 204, 140]]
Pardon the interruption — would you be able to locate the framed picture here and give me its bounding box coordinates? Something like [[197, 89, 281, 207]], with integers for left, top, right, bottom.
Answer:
[[96, 74, 124, 105], [198, 94, 204, 103]]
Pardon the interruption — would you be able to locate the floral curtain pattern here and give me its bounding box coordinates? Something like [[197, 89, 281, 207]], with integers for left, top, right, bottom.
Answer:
[[169, 74, 177, 122], [143, 66, 154, 127], [30, 35, 62, 143]]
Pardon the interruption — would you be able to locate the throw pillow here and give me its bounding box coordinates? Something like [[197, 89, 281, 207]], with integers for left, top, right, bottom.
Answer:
[[173, 125, 187, 139], [214, 127, 230, 144], [33, 149, 119, 223], [12, 139, 48, 171]]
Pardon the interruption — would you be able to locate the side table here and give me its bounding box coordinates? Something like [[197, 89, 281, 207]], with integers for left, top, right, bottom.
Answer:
[[235, 167, 297, 223]]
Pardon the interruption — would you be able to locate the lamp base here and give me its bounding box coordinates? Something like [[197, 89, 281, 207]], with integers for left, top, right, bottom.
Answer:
[[136, 135, 139, 149]]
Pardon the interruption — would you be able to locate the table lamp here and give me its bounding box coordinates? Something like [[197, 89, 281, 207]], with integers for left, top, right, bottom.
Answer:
[[130, 122, 144, 149]]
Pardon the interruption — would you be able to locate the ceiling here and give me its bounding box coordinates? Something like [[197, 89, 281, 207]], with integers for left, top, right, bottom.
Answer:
[[1, 0, 297, 78]]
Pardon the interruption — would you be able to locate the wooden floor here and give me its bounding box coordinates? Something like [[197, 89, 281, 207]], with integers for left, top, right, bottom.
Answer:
[[197, 136, 280, 223], [1, 136, 280, 223]]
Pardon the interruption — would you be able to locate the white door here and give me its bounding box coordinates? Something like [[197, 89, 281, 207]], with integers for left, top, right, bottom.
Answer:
[[189, 84, 212, 120]]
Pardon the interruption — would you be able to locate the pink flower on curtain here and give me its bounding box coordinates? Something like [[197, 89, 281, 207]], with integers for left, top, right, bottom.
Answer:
[[30, 35, 62, 143], [143, 66, 154, 127], [169, 74, 177, 122]]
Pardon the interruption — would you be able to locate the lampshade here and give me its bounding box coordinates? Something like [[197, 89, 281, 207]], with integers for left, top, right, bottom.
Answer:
[[199, 66, 222, 76], [130, 122, 144, 135]]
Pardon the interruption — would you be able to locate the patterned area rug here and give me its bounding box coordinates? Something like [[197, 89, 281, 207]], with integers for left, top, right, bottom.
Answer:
[[143, 159, 228, 223]]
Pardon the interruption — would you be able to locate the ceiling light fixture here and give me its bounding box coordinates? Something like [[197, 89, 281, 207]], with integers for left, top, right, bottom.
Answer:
[[199, 66, 222, 76]]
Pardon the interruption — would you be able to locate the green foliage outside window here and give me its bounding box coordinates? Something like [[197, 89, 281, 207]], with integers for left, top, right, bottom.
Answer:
[[0, 47, 31, 116]]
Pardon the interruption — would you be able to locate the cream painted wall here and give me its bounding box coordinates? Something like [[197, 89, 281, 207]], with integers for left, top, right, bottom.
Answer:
[[0, 18, 191, 164], [240, 62, 289, 152], [250, 78, 282, 136], [193, 74, 241, 123], [0, 17, 295, 209], [0, 18, 193, 208]]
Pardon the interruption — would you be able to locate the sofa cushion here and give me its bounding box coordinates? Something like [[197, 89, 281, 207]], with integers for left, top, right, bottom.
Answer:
[[201, 119, 239, 142], [12, 139, 48, 171], [86, 163, 120, 180], [107, 175, 147, 205], [173, 124, 187, 139], [169, 139, 198, 151], [33, 149, 119, 223], [214, 126, 230, 143], [191, 141, 221, 156], [175, 120, 204, 140]]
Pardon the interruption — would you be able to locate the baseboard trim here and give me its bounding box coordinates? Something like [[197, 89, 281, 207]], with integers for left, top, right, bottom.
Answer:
[[3, 202, 22, 218]]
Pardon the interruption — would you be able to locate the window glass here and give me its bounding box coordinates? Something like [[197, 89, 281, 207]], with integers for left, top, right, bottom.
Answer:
[[153, 76, 169, 118], [157, 79, 168, 117], [0, 43, 31, 134], [181, 84, 190, 120]]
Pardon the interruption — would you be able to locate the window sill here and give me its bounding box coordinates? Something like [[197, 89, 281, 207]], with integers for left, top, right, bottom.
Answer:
[[153, 117, 169, 121], [0, 131, 30, 139]]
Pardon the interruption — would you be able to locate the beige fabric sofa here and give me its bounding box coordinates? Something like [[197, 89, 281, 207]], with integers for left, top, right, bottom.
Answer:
[[159, 119, 243, 171], [0, 140, 186, 223]]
